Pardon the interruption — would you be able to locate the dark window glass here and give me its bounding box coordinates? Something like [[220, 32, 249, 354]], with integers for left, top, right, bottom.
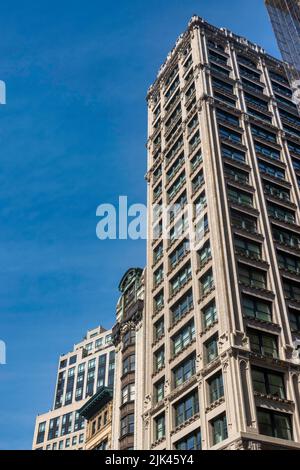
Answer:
[[257, 409, 293, 441], [211, 414, 228, 445], [208, 372, 224, 403], [252, 367, 285, 399], [248, 329, 278, 358]]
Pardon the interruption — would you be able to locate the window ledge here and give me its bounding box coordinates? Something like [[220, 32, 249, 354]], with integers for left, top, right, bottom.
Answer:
[[171, 412, 200, 436], [169, 338, 196, 364], [254, 391, 293, 406], [205, 396, 225, 413], [151, 437, 166, 449], [200, 319, 219, 337]]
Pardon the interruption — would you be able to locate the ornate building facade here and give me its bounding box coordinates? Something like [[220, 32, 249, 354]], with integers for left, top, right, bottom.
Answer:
[[111, 268, 145, 450], [140, 15, 300, 450], [79, 387, 113, 450]]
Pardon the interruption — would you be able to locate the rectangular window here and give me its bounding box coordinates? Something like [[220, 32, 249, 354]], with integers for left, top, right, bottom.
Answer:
[[235, 237, 261, 260], [48, 417, 60, 440], [257, 409, 292, 441], [107, 351, 115, 387], [154, 265, 164, 287], [224, 165, 249, 184], [195, 215, 209, 242], [268, 204, 295, 224], [122, 355, 135, 375], [273, 228, 300, 249], [170, 263, 192, 295], [97, 354, 106, 390], [211, 414, 228, 445], [191, 151, 203, 172], [238, 265, 267, 290], [228, 188, 253, 207], [259, 161, 285, 180], [251, 125, 277, 143], [121, 383, 135, 404], [171, 290, 194, 324], [248, 329, 278, 358], [155, 379, 165, 403], [278, 253, 300, 275], [205, 335, 218, 364], [153, 243, 163, 264], [208, 372, 224, 403], [169, 215, 189, 243], [172, 321, 195, 356], [123, 329, 135, 348], [222, 145, 245, 163], [283, 280, 300, 302], [120, 414, 134, 437], [252, 367, 285, 399], [264, 182, 290, 201], [173, 354, 196, 388], [167, 172, 186, 202], [198, 242, 212, 268], [61, 412, 73, 436], [154, 318, 165, 342], [212, 77, 234, 94], [155, 414, 165, 440], [203, 301, 217, 328], [200, 269, 214, 297], [245, 93, 268, 111], [36, 422, 46, 444], [219, 126, 242, 144], [231, 210, 257, 233], [242, 296, 272, 322], [154, 291, 164, 312], [216, 109, 239, 126], [154, 348, 165, 372], [192, 171, 204, 193], [175, 430, 202, 450], [169, 240, 190, 269], [289, 308, 300, 333], [255, 142, 280, 160]]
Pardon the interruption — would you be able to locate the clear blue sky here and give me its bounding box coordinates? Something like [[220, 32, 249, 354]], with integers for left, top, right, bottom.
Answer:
[[0, 0, 279, 450]]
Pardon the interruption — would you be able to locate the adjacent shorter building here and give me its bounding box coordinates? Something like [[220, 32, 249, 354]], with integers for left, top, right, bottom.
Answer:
[[32, 326, 115, 450], [79, 387, 113, 450], [111, 268, 146, 450]]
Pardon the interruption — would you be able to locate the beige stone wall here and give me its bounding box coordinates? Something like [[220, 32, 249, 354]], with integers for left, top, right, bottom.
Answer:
[[85, 401, 113, 450]]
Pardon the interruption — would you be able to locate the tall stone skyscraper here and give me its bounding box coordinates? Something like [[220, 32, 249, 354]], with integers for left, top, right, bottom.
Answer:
[[265, 0, 300, 110], [139, 15, 300, 450]]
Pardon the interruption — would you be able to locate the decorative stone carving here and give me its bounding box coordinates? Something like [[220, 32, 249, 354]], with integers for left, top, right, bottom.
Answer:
[[218, 332, 229, 353], [164, 380, 171, 396], [247, 440, 262, 451], [144, 395, 152, 412], [121, 322, 136, 335]]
